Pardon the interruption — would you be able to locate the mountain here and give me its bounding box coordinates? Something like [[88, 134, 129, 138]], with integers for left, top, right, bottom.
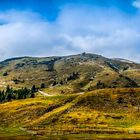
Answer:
[[0, 53, 140, 139], [0, 52, 140, 92]]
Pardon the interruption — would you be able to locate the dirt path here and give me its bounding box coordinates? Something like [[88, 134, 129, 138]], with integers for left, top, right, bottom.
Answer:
[[38, 90, 53, 97], [78, 92, 84, 95], [38, 90, 84, 96]]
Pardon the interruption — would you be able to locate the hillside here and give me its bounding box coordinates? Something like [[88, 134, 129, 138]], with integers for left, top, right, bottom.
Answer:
[[0, 53, 140, 92], [0, 54, 140, 139], [1, 88, 140, 139]]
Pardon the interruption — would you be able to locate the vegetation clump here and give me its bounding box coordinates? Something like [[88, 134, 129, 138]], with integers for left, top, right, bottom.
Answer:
[[40, 83, 45, 88], [3, 72, 8, 76], [0, 85, 37, 103]]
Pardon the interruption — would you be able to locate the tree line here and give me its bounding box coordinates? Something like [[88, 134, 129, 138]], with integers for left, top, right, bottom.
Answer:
[[0, 85, 37, 103]]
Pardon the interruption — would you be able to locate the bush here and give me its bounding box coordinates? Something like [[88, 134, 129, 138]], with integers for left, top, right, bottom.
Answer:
[[3, 72, 8, 76], [41, 83, 45, 88], [117, 97, 124, 104]]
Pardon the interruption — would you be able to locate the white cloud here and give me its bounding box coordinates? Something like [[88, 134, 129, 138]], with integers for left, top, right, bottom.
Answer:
[[0, 6, 140, 62], [133, 0, 140, 9]]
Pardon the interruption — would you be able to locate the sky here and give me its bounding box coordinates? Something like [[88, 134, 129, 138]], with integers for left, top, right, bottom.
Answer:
[[0, 0, 140, 62]]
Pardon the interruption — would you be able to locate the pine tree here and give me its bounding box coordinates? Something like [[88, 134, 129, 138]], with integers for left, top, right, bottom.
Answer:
[[0, 91, 3, 102], [31, 85, 36, 93], [60, 80, 63, 85], [41, 83, 45, 88], [52, 81, 57, 86], [4, 86, 14, 101]]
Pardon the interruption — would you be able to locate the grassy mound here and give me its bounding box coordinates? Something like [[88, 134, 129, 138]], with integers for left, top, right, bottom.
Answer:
[[1, 88, 140, 139]]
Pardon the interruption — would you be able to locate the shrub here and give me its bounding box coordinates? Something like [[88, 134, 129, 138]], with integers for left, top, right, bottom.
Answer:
[[41, 83, 45, 88], [3, 72, 8, 76]]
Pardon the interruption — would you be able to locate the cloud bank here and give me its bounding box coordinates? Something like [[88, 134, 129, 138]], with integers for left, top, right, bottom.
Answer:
[[0, 3, 140, 62]]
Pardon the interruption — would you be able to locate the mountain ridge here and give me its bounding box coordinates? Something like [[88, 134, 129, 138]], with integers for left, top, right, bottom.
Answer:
[[1, 52, 138, 64], [0, 52, 140, 92]]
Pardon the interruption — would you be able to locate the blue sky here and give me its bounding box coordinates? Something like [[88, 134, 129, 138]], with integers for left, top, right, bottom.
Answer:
[[0, 0, 140, 62], [0, 0, 137, 21]]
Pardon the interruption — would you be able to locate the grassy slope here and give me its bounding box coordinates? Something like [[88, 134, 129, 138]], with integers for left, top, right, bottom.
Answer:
[[0, 53, 140, 91], [1, 88, 140, 139], [122, 69, 140, 86], [0, 53, 140, 139]]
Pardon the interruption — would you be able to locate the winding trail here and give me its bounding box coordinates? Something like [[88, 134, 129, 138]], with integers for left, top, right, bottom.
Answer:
[[38, 90, 53, 97], [38, 90, 84, 97]]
